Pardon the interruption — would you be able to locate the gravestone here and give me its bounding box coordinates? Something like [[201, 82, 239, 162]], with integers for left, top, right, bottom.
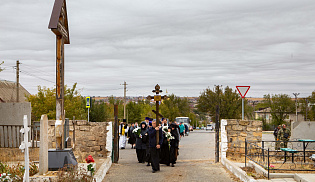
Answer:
[[39, 115, 48, 175]]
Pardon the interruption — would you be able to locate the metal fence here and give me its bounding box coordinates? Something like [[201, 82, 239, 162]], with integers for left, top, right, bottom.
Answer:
[[245, 140, 315, 179], [0, 124, 40, 148]]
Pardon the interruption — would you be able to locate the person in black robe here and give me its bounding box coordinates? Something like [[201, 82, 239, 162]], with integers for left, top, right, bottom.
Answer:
[[135, 122, 148, 163], [148, 120, 163, 173], [169, 122, 180, 167], [128, 123, 136, 149], [145, 118, 153, 166], [160, 118, 170, 166]]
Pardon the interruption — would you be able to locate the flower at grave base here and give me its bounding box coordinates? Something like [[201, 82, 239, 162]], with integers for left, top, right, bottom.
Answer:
[[269, 164, 275, 169], [85, 155, 95, 163]]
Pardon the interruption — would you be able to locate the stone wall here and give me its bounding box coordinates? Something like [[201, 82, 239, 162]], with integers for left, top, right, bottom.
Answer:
[[224, 119, 262, 158], [0, 148, 39, 162], [48, 120, 109, 162]]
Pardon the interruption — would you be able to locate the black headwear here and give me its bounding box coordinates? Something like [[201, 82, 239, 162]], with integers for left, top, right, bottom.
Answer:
[[140, 121, 147, 130]]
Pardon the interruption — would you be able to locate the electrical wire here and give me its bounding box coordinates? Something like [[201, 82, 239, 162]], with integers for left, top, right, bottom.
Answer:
[[20, 70, 55, 84]]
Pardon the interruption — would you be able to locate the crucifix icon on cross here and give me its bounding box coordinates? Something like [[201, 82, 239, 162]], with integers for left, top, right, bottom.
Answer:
[[147, 84, 167, 143]]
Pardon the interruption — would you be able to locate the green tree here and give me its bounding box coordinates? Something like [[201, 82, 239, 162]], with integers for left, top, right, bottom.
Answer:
[[126, 101, 143, 123], [0, 61, 4, 72], [197, 86, 242, 121], [107, 95, 124, 120], [89, 99, 110, 122], [27, 83, 87, 121], [262, 94, 295, 126], [160, 94, 190, 122], [299, 91, 315, 121]]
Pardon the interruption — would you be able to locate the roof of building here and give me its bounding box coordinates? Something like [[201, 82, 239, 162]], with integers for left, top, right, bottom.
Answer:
[[0, 80, 30, 103]]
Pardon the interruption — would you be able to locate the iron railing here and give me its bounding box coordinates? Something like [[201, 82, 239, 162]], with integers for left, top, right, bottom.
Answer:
[[245, 140, 315, 179]]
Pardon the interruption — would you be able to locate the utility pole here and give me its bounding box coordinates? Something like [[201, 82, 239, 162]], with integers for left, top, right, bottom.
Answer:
[[121, 81, 127, 119], [215, 105, 220, 163], [293, 93, 300, 122], [305, 99, 308, 121], [214, 85, 222, 163], [16, 60, 20, 103], [113, 104, 119, 163], [251, 101, 258, 120]]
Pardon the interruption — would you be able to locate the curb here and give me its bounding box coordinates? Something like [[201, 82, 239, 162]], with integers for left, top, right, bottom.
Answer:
[[94, 156, 112, 182], [221, 157, 256, 182]]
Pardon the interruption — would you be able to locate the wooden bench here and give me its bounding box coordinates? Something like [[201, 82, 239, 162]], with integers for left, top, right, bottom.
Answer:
[[280, 148, 298, 163]]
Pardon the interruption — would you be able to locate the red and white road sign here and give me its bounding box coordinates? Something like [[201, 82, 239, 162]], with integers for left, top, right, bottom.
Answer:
[[236, 86, 250, 98]]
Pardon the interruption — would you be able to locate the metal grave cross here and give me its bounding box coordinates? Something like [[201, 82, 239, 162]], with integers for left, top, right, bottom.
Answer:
[[147, 84, 167, 144]]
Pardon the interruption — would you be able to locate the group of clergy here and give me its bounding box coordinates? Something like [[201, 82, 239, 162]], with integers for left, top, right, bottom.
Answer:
[[135, 117, 180, 173], [119, 117, 181, 173]]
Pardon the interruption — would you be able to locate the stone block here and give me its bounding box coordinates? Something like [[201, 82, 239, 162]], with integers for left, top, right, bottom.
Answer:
[[240, 132, 247, 137], [91, 146, 101, 152], [232, 125, 243, 131], [239, 148, 245, 154], [80, 126, 90, 131], [239, 120, 249, 126], [228, 119, 238, 125], [252, 120, 262, 126], [228, 131, 238, 137], [77, 121, 88, 126], [87, 136, 96, 141], [87, 141, 97, 147], [79, 147, 89, 152], [247, 127, 256, 132], [253, 132, 262, 137], [225, 125, 231, 131]]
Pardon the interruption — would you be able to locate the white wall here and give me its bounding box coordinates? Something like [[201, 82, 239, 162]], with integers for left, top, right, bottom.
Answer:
[[0, 103, 31, 125]]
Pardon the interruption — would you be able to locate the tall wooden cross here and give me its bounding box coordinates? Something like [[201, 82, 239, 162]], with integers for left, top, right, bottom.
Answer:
[[147, 84, 167, 144], [48, 0, 70, 149]]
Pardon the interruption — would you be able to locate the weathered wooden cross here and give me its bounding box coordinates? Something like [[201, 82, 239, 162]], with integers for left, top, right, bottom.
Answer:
[[147, 84, 167, 144], [49, 0, 70, 150]]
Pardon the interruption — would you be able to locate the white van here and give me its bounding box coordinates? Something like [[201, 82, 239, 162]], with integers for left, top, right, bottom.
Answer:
[[206, 124, 214, 131]]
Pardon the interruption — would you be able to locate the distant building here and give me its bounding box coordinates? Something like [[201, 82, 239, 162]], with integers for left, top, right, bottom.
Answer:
[[255, 107, 304, 123], [0, 80, 30, 103]]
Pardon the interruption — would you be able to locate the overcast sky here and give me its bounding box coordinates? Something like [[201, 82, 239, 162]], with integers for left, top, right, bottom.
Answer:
[[1, 0, 315, 98]]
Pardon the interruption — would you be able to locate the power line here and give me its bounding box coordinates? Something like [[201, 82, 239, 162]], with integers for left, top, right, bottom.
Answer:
[[20, 70, 55, 84]]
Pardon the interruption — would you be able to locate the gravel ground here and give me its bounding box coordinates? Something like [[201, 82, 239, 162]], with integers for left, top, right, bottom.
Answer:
[[104, 130, 235, 182]]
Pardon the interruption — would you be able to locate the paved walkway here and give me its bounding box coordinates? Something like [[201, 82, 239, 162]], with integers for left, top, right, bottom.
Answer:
[[104, 130, 235, 182]]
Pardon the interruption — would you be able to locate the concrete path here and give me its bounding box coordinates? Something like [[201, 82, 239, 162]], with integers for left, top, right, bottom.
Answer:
[[104, 130, 235, 182]]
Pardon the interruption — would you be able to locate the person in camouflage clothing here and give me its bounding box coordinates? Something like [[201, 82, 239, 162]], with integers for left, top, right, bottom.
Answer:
[[273, 125, 281, 150], [277, 124, 291, 148]]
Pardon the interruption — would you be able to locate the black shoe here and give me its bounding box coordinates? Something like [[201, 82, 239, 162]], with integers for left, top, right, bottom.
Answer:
[[152, 170, 156, 173], [121, 147, 125, 149], [146, 163, 150, 166], [166, 164, 170, 166], [171, 164, 175, 167]]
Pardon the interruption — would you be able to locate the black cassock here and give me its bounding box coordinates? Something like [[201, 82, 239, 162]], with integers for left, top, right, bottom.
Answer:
[[128, 126, 136, 145], [160, 131, 170, 165], [136, 122, 148, 163], [169, 123, 180, 165]]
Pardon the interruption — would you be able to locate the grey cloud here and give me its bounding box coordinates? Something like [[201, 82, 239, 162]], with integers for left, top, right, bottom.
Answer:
[[1, 0, 315, 98]]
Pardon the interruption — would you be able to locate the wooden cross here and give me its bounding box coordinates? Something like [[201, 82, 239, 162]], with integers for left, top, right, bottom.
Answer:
[[49, 0, 70, 150], [147, 84, 167, 144]]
